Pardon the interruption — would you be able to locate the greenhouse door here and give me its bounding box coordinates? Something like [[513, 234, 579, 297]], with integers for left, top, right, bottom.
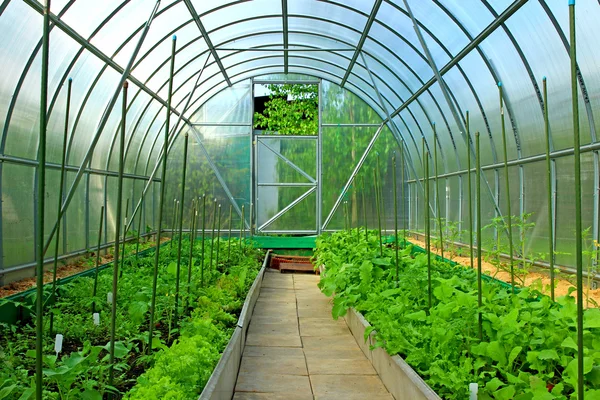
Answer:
[[254, 135, 318, 234]]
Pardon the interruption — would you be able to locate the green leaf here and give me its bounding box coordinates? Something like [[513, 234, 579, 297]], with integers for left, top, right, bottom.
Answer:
[[405, 310, 427, 322], [371, 257, 391, 266], [487, 341, 507, 366], [364, 326, 375, 342], [584, 308, 600, 328], [493, 385, 516, 400], [508, 346, 523, 370], [561, 336, 578, 350], [359, 261, 373, 287], [17, 387, 35, 400], [0, 385, 16, 400], [485, 377, 504, 392], [103, 341, 130, 359], [537, 349, 559, 361], [167, 261, 177, 276], [332, 301, 347, 319], [380, 288, 401, 298]]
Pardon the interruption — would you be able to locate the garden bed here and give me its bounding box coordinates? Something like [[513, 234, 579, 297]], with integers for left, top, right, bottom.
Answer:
[[315, 230, 600, 399], [0, 237, 266, 399]]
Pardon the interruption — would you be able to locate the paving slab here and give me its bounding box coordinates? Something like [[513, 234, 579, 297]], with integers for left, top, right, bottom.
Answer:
[[305, 357, 377, 375], [239, 355, 308, 376], [243, 346, 305, 359], [301, 335, 363, 350], [235, 372, 312, 394], [245, 333, 302, 347], [233, 392, 313, 400], [299, 318, 351, 337], [310, 375, 393, 399], [247, 321, 300, 336]]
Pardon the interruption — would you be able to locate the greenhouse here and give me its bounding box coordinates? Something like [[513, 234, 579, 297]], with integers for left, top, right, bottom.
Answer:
[[0, 0, 599, 398]]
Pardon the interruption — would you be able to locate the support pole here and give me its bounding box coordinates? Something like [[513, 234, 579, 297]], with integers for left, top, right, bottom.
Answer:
[[362, 176, 367, 241], [201, 194, 206, 287], [135, 198, 143, 260], [174, 134, 189, 326], [92, 206, 104, 314], [401, 144, 406, 246], [108, 81, 128, 389], [393, 153, 399, 284], [543, 77, 555, 302], [466, 112, 474, 273], [147, 35, 176, 353], [433, 125, 444, 259], [35, 1, 50, 397], [186, 199, 196, 310], [499, 82, 515, 292], [119, 198, 129, 278], [49, 77, 72, 335], [374, 167, 383, 256], [171, 198, 177, 250], [215, 204, 222, 268], [239, 205, 245, 254], [476, 132, 483, 341], [227, 204, 233, 261], [425, 150, 432, 311], [569, 1, 584, 397], [210, 199, 217, 271]]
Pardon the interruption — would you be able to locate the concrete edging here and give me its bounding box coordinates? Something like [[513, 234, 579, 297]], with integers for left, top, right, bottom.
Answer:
[[198, 250, 271, 400], [344, 308, 441, 400]]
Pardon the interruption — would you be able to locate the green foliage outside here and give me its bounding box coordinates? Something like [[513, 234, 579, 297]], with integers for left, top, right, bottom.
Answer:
[[315, 230, 600, 399]]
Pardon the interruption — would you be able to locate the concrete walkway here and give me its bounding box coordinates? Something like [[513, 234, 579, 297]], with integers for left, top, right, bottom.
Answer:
[[234, 270, 393, 400]]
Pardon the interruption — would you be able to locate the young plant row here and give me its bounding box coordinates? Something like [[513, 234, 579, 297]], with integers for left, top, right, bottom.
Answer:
[[315, 230, 600, 399], [0, 237, 263, 399]]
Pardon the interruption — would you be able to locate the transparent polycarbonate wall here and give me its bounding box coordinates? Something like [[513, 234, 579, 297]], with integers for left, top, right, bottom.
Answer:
[[1, 0, 600, 282]]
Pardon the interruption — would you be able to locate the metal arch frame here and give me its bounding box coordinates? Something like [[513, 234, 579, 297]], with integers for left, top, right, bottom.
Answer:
[[281, 0, 289, 74], [182, 0, 231, 86], [341, 0, 383, 87]]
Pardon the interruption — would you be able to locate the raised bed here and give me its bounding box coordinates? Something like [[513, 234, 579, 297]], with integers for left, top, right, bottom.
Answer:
[[344, 307, 441, 400], [198, 250, 271, 400]]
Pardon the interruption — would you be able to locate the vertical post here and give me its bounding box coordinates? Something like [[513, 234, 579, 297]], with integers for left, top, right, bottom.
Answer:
[[148, 35, 176, 353], [186, 199, 197, 310], [249, 202, 254, 237], [174, 134, 189, 326], [425, 150, 432, 311], [393, 153, 399, 284], [227, 204, 233, 261], [201, 194, 206, 287], [543, 78, 555, 302], [239, 205, 245, 254], [401, 144, 406, 246], [476, 132, 483, 341], [374, 168, 383, 256], [210, 199, 217, 270], [171, 198, 177, 249], [135, 198, 143, 259], [433, 125, 444, 259], [119, 198, 129, 277], [466, 112, 474, 272], [499, 82, 515, 292], [92, 206, 104, 314], [35, 1, 51, 397], [50, 77, 72, 334], [569, 1, 584, 397], [109, 81, 128, 388], [362, 176, 367, 241], [215, 204, 222, 268]]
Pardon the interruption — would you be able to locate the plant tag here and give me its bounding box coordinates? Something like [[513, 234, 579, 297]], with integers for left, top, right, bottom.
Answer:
[[107, 292, 113, 304], [54, 334, 63, 354], [469, 383, 478, 400], [93, 313, 100, 326]]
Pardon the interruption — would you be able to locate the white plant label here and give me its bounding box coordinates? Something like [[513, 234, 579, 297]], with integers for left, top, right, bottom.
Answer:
[[93, 313, 100, 326], [107, 292, 113, 305], [469, 383, 478, 400], [54, 334, 63, 355]]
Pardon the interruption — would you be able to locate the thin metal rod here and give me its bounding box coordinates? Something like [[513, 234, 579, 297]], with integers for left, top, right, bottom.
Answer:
[[570, 2, 584, 396], [467, 112, 474, 273], [91, 206, 104, 314], [35, 1, 50, 396], [215, 205, 222, 267], [258, 187, 316, 231], [148, 35, 176, 354], [210, 199, 217, 270], [499, 83, 515, 292], [425, 149, 432, 311], [374, 166, 383, 256], [260, 139, 316, 183], [433, 125, 444, 259], [173, 134, 189, 325], [393, 153, 399, 284], [49, 77, 71, 335], [476, 132, 483, 341], [170, 198, 177, 249], [109, 81, 128, 388], [119, 198, 129, 278], [239, 205, 245, 254], [378, 154, 387, 236], [186, 199, 196, 310], [401, 144, 406, 245], [543, 77, 555, 301], [249, 202, 254, 237], [135, 198, 143, 259], [201, 194, 206, 287], [362, 176, 367, 241], [227, 204, 233, 261]]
